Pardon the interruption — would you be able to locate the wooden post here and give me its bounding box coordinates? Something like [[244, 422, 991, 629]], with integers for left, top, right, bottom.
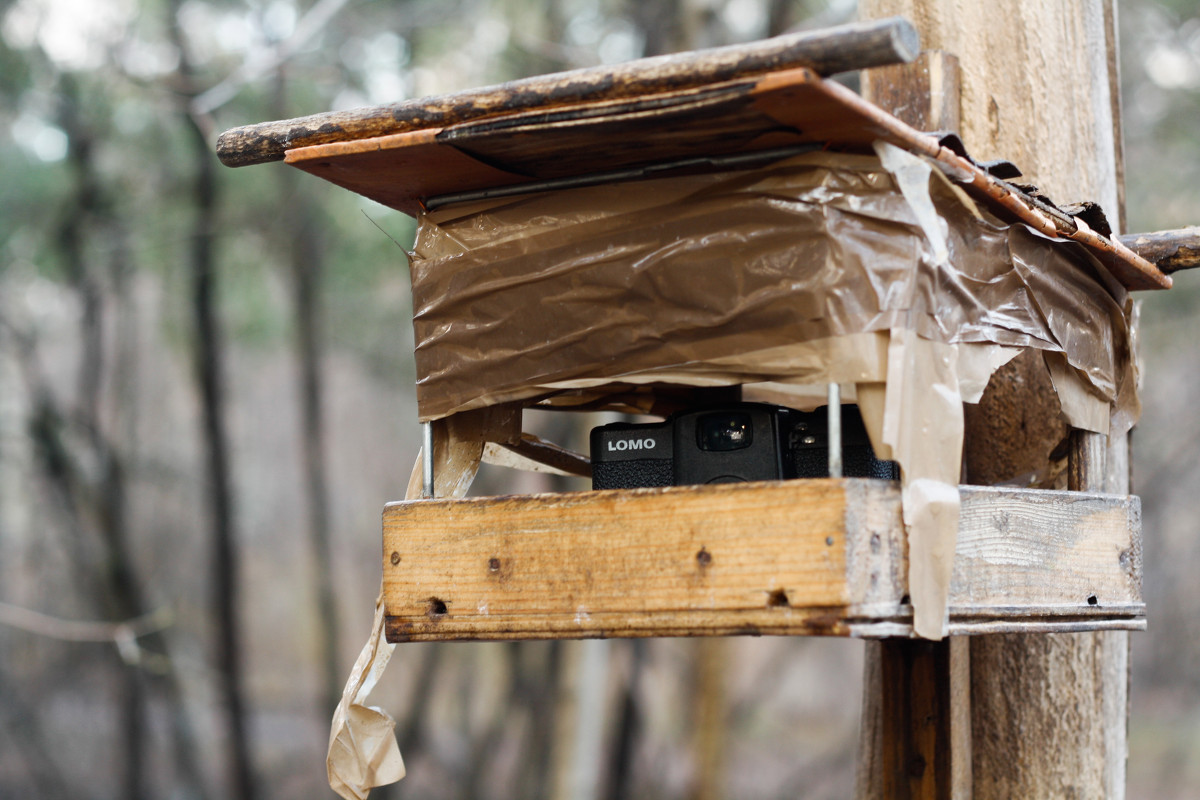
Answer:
[[860, 1, 1131, 797]]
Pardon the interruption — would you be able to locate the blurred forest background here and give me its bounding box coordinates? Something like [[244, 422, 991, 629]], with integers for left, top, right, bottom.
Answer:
[[1, 0, 1199, 798]]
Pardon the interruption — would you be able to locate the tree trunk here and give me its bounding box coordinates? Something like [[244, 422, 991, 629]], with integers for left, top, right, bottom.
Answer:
[[860, 1, 1130, 797], [167, 7, 257, 793], [183, 109, 256, 800], [272, 68, 343, 722]]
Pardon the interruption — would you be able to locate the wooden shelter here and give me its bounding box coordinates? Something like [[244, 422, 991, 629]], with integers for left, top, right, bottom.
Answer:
[[218, 9, 1195, 799]]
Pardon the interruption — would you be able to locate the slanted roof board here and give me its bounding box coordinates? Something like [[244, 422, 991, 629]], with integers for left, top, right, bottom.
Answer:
[[274, 66, 1167, 289]]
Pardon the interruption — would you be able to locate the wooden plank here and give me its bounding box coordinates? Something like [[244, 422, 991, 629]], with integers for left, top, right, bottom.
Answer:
[[381, 480, 1142, 642], [281, 71, 872, 213], [384, 478, 854, 619], [950, 485, 1140, 613], [216, 17, 920, 167]]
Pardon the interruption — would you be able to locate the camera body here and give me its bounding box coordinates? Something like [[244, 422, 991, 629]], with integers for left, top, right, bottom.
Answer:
[[590, 402, 898, 490]]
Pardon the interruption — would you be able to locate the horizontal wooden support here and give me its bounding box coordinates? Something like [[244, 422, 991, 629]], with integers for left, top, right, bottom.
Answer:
[[1118, 227, 1200, 274], [382, 479, 1142, 642]]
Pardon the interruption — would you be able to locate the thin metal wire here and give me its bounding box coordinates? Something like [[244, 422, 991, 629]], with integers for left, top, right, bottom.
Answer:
[[424, 145, 821, 210], [422, 422, 435, 498]]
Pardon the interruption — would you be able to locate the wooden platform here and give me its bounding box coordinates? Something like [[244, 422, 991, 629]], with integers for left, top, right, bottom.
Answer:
[[382, 479, 1143, 642]]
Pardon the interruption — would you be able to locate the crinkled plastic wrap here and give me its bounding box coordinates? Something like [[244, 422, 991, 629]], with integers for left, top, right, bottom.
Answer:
[[406, 147, 1137, 641], [412, 150, 1134, 431]]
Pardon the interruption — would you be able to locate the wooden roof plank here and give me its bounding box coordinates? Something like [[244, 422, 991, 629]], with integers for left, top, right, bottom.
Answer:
[[218, 16, 919, 167]]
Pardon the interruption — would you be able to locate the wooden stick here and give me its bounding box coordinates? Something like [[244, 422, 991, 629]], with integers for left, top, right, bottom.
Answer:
[[1068, 429, 1107, 493], [879, 639, 953, 800], [1117, 227, 1200, 274], [216, 17, 919, 167]]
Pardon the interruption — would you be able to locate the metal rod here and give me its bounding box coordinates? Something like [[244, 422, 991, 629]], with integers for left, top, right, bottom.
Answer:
[[827, 383, 842, 479], [422, 422, 435, 498], [425, 145, 819, 210]]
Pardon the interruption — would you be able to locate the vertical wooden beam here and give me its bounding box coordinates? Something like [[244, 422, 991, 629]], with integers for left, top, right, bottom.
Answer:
[[860, 2, 1132, 797], [856, 637, 971, 800], [880, 639, 951, 800], [1069, 430, 1109, 492]]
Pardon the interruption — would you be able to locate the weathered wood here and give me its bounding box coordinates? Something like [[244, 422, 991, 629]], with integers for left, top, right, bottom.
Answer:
[[880, 639, 952, 800], [1069, 429, 1108, 492], [216, 17, 919, 167], [860, 50, 960, 132], [482, 434, 592, 478], [1118, 227, 1200, 274], [857, 53, 967, 800], [962, 351, 1068, 487], [860, 1, 1137, 796], [381, 480, 1142, 642]]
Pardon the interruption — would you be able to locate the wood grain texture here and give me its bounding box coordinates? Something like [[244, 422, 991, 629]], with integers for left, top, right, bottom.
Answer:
[[381, 481, 1142, 642], [879, 639, 952, 800], [280, 71, 878, 213], [860, 50, 961, 132], [857, 2, 1138, 796], [216, 17, 919, 167]]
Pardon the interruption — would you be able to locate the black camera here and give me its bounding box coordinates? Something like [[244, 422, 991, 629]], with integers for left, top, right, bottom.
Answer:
[[590, 402, 898, 490]]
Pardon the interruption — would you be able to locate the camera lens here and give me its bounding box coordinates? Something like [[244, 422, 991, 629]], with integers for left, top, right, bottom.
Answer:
[[697, 412, 753, 451]]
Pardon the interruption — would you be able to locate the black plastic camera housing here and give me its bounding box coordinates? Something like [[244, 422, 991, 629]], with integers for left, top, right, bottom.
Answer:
[[590, 402, 899, 490]]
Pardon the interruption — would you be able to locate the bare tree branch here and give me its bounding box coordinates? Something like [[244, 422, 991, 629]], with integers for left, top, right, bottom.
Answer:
[[190, 0, 355, 115]]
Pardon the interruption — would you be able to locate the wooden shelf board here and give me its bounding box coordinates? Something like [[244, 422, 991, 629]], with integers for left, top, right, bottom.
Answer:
[[382, 479, 1143, 642]]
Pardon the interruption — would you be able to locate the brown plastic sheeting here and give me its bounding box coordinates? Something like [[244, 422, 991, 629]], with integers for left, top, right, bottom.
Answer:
[[410, 151, 1135, 430], [406, 148, 1137, 640]]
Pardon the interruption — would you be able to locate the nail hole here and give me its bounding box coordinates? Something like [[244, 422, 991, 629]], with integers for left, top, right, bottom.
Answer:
[[390, 551, 401, 566], [825, 536, 834, 546], [767, 589, 789, 608], [900, 594, 911, 606], [488, 557, 501, 572], [1087, 595, 1098, 606], [427, 597, 448, 618], [696, 547, 712, 567]]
